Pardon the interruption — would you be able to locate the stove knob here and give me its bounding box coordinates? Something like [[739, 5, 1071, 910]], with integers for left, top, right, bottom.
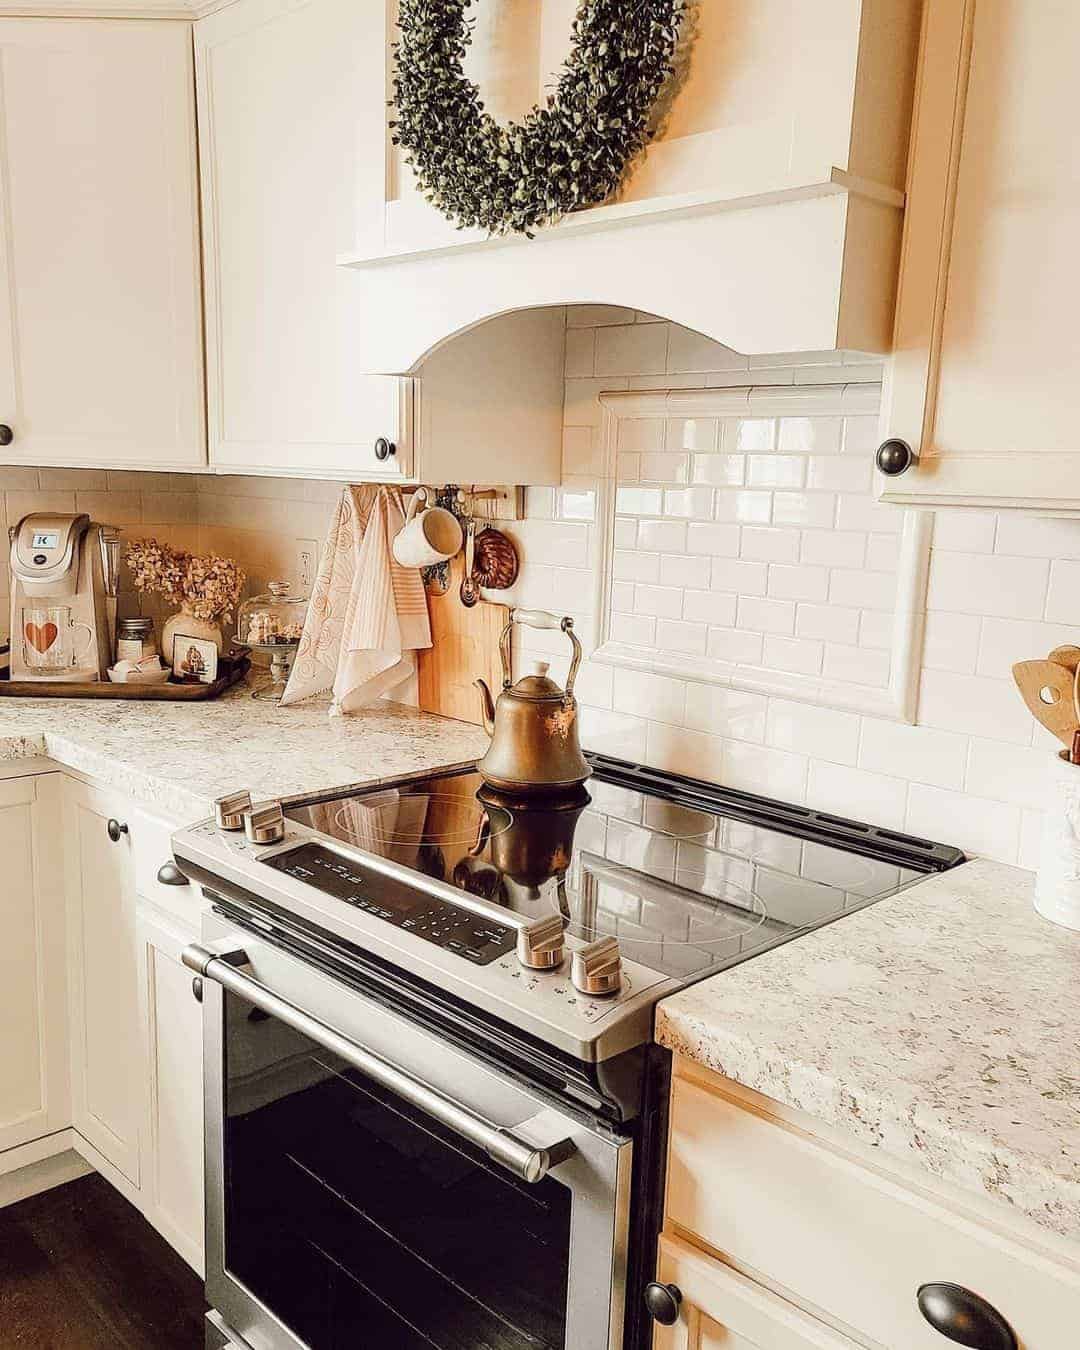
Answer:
[[215, 790, 252, 832], [243, 800, 285, 846], [516, 914, 565, 970], [571, 937, 622, 997]]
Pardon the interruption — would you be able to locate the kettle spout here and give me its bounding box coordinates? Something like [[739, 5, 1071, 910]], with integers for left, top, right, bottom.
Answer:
[[475, 679, 496, 736]]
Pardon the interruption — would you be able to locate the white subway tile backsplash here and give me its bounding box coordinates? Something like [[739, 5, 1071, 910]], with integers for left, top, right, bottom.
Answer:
[[735, 418, 776, 451], [772, 492, 836, 528], [613, 668, 686, 725], [965, 738, 1054, 811], [762, 634, 824, 676], [740, 527, 800, 563], [715, 490, 772, 524], [656, 618, 709, 655], [806, 761, 908, 830], [922, 610, 981, 673], [707, 626, 765, 663], [736, 595, 795, 635], [778, 416, 842, 454], [747, 455, 805, 489], [800, 529, 865, 568], [767, 563, 829, 602], [684, 685, 767, 741], [692, 454, 745, 486], [596, 322, 668, 376], [858, 719, 967, 790], [666, 416, 720, 452], [918, 670, 1034, 744], [929, 552, 1050, 620], [484, 316, 1080, 870], [637, 519, 686, 553], [683, 589, 738, 626], [634, 584, 684, 618], [687, 522, 741, 557], [795, 603, 860, 644], [664, 486, 715, 519], [1045, 559, 1080, 622], [906, 783, 1021, 863]]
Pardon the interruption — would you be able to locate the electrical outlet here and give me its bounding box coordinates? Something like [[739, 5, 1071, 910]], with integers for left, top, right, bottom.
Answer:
[[295, 539, 318, 591]]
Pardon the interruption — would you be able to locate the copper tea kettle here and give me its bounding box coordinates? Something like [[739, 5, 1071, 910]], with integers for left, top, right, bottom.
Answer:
[[475, 609, 592, 794]]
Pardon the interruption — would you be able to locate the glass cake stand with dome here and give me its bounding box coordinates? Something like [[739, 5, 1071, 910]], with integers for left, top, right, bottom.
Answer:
[[238, 580, 308, 701]]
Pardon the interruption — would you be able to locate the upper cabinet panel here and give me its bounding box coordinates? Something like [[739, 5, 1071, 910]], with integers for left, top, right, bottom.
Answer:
[[196, 0, 415, 481], [342, 0, 921, 371], [879, 0, 1080, 513], [0, 19, 204, 471]]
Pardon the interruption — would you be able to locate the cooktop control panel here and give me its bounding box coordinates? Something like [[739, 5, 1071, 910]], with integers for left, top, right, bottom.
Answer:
[[262, 842, 516, 966]]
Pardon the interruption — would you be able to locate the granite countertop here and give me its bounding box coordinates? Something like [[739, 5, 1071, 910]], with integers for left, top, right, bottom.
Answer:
[[657, 857, 1080, 1241], [0, 688, 489, 820]]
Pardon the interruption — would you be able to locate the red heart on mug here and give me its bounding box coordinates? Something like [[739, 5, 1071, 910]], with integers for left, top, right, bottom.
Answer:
[[25, 621, 59, 653]]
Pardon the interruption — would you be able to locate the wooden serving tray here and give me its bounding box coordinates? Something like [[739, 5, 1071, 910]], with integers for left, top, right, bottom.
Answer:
[[0, 655, 251, 701]]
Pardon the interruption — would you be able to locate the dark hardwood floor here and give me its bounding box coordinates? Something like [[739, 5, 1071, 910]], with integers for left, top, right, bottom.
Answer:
[[0, 1173, 206, 1349]]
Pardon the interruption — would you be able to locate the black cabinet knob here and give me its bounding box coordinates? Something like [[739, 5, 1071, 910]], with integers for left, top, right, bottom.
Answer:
[[156, 861, 191, 887], [106, 818, 129, 843], [917, 1283, 1017, 1349], [191, 977, 203, 1004], [374, 436, 396, 462], [0, 424, 12, 446], [643, 1282, 682, 1327], [876, 438, 916, 476]]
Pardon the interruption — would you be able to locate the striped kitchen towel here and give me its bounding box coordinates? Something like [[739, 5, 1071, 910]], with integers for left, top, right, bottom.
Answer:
[[281, 484, 431, 712]]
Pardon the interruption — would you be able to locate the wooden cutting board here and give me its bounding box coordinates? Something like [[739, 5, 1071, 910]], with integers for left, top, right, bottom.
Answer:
[[417, 551, 507, 726]]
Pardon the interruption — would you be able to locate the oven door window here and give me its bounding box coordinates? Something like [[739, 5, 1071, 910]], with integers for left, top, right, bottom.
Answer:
[[222, 989, 571, 1349]]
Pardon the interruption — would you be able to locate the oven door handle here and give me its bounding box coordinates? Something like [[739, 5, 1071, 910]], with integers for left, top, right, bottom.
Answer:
[[183, 943, 576, 1185]]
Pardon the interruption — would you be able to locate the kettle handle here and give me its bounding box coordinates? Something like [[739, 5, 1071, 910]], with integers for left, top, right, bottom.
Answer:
[[500, 609, 583, 700]]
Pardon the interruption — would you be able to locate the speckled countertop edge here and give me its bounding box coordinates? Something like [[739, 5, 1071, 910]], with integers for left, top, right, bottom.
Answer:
[[656, 857, 1080, 1241]]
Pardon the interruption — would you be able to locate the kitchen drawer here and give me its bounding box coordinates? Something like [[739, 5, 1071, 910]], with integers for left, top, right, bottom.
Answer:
[[130, 807, 201, 922], [666, 1069, 1080, 1349]]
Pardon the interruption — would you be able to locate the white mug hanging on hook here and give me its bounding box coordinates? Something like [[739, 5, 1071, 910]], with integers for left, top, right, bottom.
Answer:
[[392, 489, 463, 569]]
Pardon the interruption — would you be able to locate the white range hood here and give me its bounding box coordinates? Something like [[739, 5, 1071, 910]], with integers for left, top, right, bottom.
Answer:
[[341, 0, 922, 374]]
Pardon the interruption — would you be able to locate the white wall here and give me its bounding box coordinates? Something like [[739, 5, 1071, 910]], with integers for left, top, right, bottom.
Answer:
[[498, 307, 1080, 870]]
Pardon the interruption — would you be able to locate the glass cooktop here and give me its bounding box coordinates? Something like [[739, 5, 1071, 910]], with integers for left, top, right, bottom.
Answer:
[[285, 758, 962, 983]]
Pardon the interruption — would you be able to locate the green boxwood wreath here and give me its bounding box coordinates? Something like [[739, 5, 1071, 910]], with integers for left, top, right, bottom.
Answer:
[[391, 0, 685, 237]]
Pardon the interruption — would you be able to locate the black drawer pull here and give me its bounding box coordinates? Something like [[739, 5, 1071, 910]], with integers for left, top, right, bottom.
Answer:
[[917, 1283, 1017, 1349], [107, 818, 129, 843], [643, 1282, 682, 1326], [157, 861, 191, 887]]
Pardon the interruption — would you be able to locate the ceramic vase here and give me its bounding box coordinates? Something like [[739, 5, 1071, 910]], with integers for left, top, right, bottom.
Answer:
[[161, 604, 224, 665]]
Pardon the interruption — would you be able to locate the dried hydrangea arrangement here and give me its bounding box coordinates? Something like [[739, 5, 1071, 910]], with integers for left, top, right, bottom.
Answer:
[[391, 0, 685, 237], [125, 539, 246, 624]]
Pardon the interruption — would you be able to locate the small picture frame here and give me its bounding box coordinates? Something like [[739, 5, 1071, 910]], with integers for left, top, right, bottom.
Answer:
[[171, 633, 219, 685]]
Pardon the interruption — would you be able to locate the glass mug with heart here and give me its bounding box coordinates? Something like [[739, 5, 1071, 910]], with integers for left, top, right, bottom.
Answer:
[[22, 606, 95, 672]]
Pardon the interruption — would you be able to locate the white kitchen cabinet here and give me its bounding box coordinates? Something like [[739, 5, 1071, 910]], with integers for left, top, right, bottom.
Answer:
[[195, 0, 584, 487], [0, 19, 204, 471], [662, 1059, 1080, 1350], [879, 0, 1080, 513], [136, 903, 204, 1275], [62, 778, 142, 1188], [0, 771, 69, 1156], [652, 1235, 859, 1350], [341, 0, 921, 373]]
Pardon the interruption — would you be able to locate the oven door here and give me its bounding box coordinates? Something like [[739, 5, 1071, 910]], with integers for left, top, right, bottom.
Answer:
[[189, 912, 632, 1350]]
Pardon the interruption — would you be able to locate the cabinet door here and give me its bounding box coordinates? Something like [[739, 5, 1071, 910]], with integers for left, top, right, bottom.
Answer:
[[0, 773, 68, 1154], [0, 19, 204, 471], [137, 905, 204, 1275], [880, 0, 1080, 512], [63, 779, 141, 1186], [196, 0, 413, 481], [653, 1236, 859, 1350]]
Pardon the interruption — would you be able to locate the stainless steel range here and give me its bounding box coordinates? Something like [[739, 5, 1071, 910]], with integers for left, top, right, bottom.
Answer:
[[175, 755, 963, 1350]]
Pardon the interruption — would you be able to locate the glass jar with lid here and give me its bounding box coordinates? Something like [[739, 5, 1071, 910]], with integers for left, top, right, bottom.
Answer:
[[237, 581, 309, 701], [116, 617, 157, 663]]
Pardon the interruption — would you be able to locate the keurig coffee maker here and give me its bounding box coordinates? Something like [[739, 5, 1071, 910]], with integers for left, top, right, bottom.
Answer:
[[8, 512, 118, 682]]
